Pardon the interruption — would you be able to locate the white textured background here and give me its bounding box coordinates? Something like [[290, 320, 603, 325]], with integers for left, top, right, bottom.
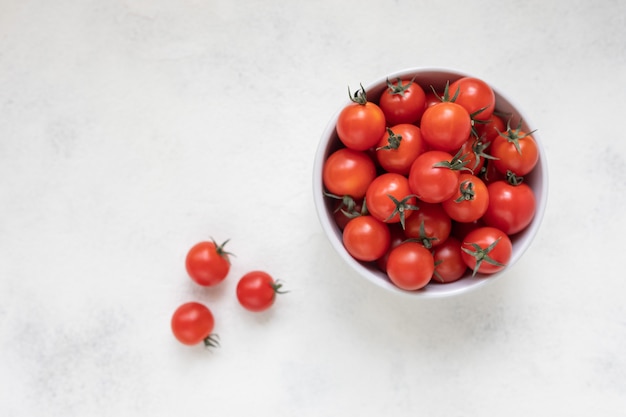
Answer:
[[1, 0, 625, 415]]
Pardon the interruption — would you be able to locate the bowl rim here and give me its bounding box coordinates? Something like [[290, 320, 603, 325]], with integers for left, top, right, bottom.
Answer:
[[313, 66, 549, 298]]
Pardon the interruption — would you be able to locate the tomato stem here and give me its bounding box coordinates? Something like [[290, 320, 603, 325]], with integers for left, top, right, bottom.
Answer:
[[348, 84, 368, 105], [203, 334, 220, 349], [461, 238, 506, 277], [212, 238, 235, 262], [454, 180, 475, 203], [376, 127, 403, 151], [271, 280, 289, 295], [386, 76, 416, 97], [405, 220, 438, 249], [385, 194, 419, 230]]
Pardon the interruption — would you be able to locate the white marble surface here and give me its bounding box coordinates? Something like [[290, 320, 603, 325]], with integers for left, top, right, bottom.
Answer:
[[1, 0, 625, 415]]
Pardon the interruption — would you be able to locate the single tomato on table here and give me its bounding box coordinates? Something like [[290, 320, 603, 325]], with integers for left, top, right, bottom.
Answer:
[[171, 302, 218, 347], [186, 239, 232, 287], [236, 271, 285, 312]]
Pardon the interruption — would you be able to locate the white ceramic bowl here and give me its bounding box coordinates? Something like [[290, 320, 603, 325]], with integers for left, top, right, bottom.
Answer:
[[313, 67, 548, 298]]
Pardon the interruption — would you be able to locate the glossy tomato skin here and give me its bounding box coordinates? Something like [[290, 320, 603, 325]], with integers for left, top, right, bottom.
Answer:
[[403, 201, 451, 248], [475, 113, 506, 142], [171, 302, 215, 346], [378, 78, 426, 125], [386, 242, 435, 291], [186, 240, 231, 286], [323, 148, 376, 199], [482, 180, 536, 235], [365, 173, 417, 225], [408, 150, 461, 203], [491, 129, 539, 176], [375, 124, 427, 175], [442, 173, 490, 223], [336, 100, 386, 151], [448, 77, 496, 121], [461, 227, 512, 275], [236, 271, 280, 312], [420, 102, 471, 152], [342, 215, 391, 261], [432, 237, 467, 283]]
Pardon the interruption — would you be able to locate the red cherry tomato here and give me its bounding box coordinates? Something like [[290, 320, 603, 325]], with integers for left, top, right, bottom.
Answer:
[[365, 173, 417, 227], [432, 237, 467, 283], [185, 239, 232, 286], [408, 150, 466, 204], [448, 76, 496, 121], [420, 101, 471, 152], [375, 124, 427, 175], [386, 242, 435, 291], [442, 173, 490, 223], [336, 86, 386, 151], [482, 179, 536, 235], [461, 227, 512, 276], [475, 113, 506, 142], [236, 271, 284, 312], [491, 119, 539, 176], [403, 201, 451, 248], [378, 78, 426, 125], [323, 148, 377, 199], [171, 302, 218, 347], [342, 215, 391, 262]]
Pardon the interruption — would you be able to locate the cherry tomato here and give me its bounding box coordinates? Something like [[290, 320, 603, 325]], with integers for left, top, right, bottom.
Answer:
[[375, 124, 427, 175], [448, 76, 496, 121], [386, 242, 435, 291], [442, 173, 489, 223], [171, 302, 218, 347], [236, 271, 284, 312], [365, 173, 418, 227], [186, 239, 232, 287], [408, 150, 467, 204], [420, 101, 471, 152], [378, 77, 426, 125], [461, 227, 512, 276], [424, 90, 442, 109], [491, 119, 539, 176], [336, 86, 386, 151], [482, 178, 536, 235], [323, 148, 377, 199], [458, 136, 494, 175], [475, 113, 506, 142], [403, 201, 451, 248], [342, 215, 391, 261], [432, 237, 467, 283]]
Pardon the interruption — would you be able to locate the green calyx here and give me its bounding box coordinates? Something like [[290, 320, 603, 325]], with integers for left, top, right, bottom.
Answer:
[[271, 280, 289, 295], [496, 118, 537, 155], [405, 219, 438, 249], [454, 180, 475, 203], [430, 80, 460, 103], [386, 77, 416, 97], [506, 170, 524, 186], [461, 237, 506, 277], [212, 237, 234, 262], [385, 194, 419, 230], [348, 83, 368, 105], [376, 127, 403, 151], [433, 148, 472, 172], [203, 334, 220, 349], [323, 191, 365, 218]]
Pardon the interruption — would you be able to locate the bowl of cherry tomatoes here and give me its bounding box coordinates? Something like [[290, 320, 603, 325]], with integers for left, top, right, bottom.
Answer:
[[313, 67, 548, 298]]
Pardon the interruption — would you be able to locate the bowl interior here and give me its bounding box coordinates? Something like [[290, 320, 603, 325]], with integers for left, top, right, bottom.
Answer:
[[313, 67, 548, 298]]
